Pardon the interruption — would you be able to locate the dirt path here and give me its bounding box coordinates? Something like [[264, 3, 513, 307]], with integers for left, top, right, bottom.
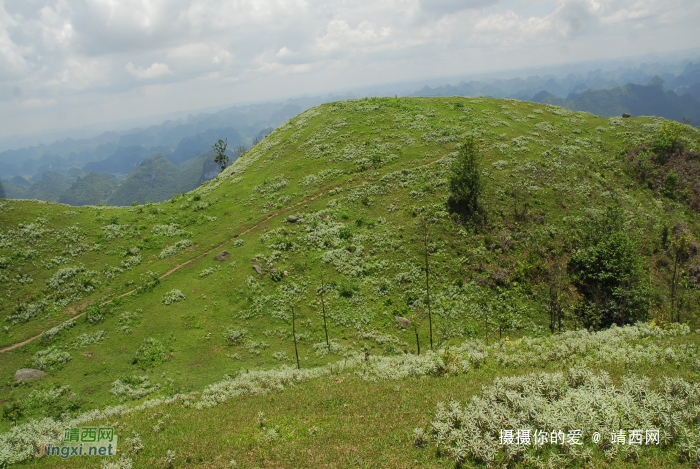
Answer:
[[0, 156, 445, 354]]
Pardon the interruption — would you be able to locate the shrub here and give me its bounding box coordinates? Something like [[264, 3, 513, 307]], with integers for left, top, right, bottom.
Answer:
[[223, 328, 248, 346], [447, 137, 484, 225], [569, 206, 648, 329], [428, 368, 700, 466], [663, 170, 679, 198], [110, 375, 161, 401], [651, 120, 684, 158], [161, 289, 185, 305], [40, 320, 76, 342], [72, 330, 106, 349], [85, 303, 105, 324], [132, 338, 168, 367], [31, 348, 72, 371], [158, 239, 192, 259], [199, 267, 218, 278]]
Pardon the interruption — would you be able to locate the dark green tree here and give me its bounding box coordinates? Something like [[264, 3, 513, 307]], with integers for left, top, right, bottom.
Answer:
[[447, 137, 484, 225], [213, 138, 230, 172], [569, 206, 649, 329]]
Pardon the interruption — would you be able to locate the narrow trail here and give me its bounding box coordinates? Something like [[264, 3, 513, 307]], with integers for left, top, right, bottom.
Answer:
[[0, 156, 445, 354]]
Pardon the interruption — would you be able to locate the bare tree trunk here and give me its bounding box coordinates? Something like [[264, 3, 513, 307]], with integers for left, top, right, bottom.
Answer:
[[414, 324, 420, 355], [320, 276, 329, 347], [421, 216, 433, 350], [292, 305, 300, 370], [671, 253, 679, 322]]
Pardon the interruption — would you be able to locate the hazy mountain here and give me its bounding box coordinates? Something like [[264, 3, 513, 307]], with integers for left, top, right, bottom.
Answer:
[[168, 128, 242, 165], [106, 153, 182, 206], [532, 78, 700, 122], [25, 171, 74, 202], [83, 146, 171, 174], [104, 151, 229, 206], [58, 172, 119, 206]]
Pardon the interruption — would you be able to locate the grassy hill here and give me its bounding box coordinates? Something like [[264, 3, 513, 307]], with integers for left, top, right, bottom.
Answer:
[[1, 97, 700, 468]]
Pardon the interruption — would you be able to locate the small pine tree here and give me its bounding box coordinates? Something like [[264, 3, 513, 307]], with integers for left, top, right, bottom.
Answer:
[[213, 138, 230, 172], [447, 137, 484, 225]]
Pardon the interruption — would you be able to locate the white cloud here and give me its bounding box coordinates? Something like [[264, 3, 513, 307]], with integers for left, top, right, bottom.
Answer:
[[0, 0, 698, 137], [21, 98, 57, 107], [125, 62, 173, 80]]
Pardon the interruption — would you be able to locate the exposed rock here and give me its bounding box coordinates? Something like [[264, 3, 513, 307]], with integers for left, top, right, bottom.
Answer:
[[287, 215, 299, 223], [283, 270, 289, 277], [14, 368, 46, 382], [252, 264, 262, 274], [251, 258, 258, 263], [395, 316, 412, 328], [214, 250, 230, 261], [622, 113, 631, 118], [68, 393, 78, 400]]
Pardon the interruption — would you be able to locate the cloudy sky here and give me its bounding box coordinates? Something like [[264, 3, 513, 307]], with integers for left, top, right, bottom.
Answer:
[[1, 0, 698, 139]]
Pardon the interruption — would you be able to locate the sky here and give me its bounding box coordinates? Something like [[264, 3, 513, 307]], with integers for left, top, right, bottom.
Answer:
[[1, 0, 699, 139]]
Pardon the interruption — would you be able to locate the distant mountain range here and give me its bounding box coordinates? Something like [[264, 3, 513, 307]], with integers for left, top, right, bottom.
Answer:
[[411, 61, 700, 103], [0, 100, 318, 181], [530, 78, 700, 122], [1, 59, 699, 206]]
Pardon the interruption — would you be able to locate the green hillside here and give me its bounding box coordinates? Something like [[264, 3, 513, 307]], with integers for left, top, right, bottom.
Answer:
[[1, 97, 700, 468], [106, 153, 184, 206]]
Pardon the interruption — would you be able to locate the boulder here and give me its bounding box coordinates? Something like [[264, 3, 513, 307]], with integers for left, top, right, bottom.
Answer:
[[622, 113, 631, 118], [394, 316, 412, 328], [252, 264, 262, 274], [214, 250, 230, 261], [287, 215, 299, 223], [14, 368, 46, 382], [68, 393, 78, 400]]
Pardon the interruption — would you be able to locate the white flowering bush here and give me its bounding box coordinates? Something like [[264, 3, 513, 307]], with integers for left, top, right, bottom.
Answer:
[[427, 368, 700, 466], [272, 351, 289, 361], [119, 310, 142, 334], [161, 289, 185, 305], [72, 330, 106, 349], [46, 265, 101, 307], [152, 224, 181, 237], [40, 319, 76, 342], [223, 328, 248, 346], [199, 266, 219, 278], [5, 298, 48, 325], [313, 340, 346, 357], [244, 339, 270, 356], [31, 347, 72, 371], [158, 239, 192, 259], [110, 375, 161, 401], [101, 224, 129, 240]]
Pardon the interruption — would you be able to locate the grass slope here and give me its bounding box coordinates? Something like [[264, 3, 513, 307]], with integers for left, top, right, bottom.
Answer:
[[1, 97, 700, 467]]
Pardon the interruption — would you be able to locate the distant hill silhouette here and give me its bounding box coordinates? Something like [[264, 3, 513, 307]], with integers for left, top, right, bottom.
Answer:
[[83, 146, 171, 174], [105, 151, 228, 206], [106, 153, 182, 206], [58, 172, 118, 206], [168, 128, 242, 164], [532, 78, 700, 123], [18, 171, 75, 202]]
